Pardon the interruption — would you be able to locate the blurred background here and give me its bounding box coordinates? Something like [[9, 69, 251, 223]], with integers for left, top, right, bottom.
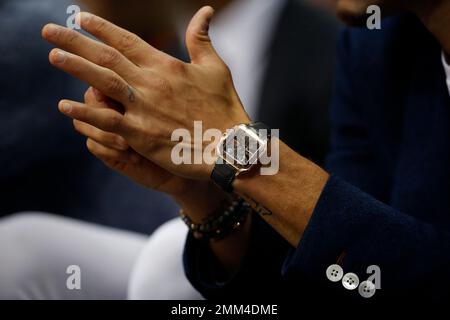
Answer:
[[0, 0, 340, 235]]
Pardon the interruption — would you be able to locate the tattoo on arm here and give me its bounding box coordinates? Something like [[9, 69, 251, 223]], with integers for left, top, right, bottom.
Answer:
[[127, 86, 136, 103], [240, 193, 272, 216]]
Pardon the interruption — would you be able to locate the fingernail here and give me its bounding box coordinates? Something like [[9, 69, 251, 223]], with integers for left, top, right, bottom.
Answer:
[[53, 50, 66, 63], [92, 88, 104, 102], [61, 103, 72, 113], [201, 8, 214, 34], [44, 24, 58, 37]]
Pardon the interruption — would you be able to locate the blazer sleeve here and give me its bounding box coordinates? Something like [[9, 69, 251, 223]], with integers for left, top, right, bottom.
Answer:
[[284, 30, 450, 300], [183, 212, 292, 300], [183, 30, 450, 301]]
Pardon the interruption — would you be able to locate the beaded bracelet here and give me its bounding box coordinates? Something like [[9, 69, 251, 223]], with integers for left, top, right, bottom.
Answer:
[[180, 197, 252, 241]]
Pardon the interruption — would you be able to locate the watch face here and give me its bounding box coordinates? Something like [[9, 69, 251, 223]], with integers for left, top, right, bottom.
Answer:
[[218, 126, 267, 170]]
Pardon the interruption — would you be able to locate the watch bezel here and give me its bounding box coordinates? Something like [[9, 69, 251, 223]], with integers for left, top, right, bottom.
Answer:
[[216, 124, 268, 174]]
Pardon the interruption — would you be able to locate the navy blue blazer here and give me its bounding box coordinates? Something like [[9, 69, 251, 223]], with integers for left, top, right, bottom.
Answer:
[[184, 14, 450, 303]]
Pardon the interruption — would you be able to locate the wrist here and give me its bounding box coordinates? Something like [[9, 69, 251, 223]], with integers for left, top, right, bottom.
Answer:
[[173, 182, 231, 222], [233, 139, 328, 203], [232, 140, 329, 245], [181, 196, 252, 241]]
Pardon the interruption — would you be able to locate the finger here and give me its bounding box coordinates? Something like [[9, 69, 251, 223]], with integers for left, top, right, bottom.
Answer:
[[49, 49, 135, 105], [86, 138, 139, 164], [58, 99, 131, 136], [186, 6, 221, 66], [85, 87, 124, 113], [73, 119, 129, 151], [42, 23, 139, 79], [77, 12, 164, 66], [85, 87, 106, 105]]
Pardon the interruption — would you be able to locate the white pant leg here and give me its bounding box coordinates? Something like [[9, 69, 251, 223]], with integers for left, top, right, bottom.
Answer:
[[0, 212, 146, 300], [128, 218, 203, 300]]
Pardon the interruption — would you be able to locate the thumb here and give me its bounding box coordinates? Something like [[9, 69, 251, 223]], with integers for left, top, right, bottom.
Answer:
[[185, 6, 220, 65]]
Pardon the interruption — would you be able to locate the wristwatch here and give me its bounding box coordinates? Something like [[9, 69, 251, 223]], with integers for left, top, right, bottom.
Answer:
[[211, 122, 271, 193]]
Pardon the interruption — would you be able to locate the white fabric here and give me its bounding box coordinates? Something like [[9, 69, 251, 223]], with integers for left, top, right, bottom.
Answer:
[[128, 218, 203, 300], [0, 213, 146, 300], [0, 213, 201, 300], [209, 0, 286, 119], [442, 52, 450, 96]]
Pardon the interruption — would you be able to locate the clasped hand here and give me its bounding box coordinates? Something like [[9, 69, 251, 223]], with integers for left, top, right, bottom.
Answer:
[[42, 6, 250, 185]]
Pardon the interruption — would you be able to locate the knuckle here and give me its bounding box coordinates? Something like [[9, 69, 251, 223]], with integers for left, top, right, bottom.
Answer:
[[105, 76, 125, 94], [105, 113, 123, 132], [101, 133, 115, 146], [65, 29, 80, 45], [192, 32, 211, 45], [119, 33, 141, 52], [97, 48, 121, 68], [112, 136, 126, 149], [93, 18, 108, 34], [166, 59, 186, 74], [108, 134, 118, 146], [144, 138, 159, 154], [74, 105, 87, 118]]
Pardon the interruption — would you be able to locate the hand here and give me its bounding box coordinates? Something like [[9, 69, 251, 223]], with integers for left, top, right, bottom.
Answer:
[[75, 87, 231, 221], [75, 87, 188, 195], [42, 6, 251, 181]]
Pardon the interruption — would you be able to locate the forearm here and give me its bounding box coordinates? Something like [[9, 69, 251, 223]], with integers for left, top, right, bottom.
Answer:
[[177, 138, 328, 275], [234, 138, 329, 247]]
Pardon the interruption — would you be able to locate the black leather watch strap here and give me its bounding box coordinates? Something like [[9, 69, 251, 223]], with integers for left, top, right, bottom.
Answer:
[[249, 122, 271, 138], [210, 159, 237, 193]]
